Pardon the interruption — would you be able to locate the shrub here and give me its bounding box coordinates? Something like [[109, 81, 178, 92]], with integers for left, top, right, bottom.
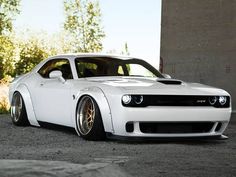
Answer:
[[0, 97, 10, 114], [0, 75, 13, 86], [0, 77, 11, 114], [15, 39, 49, 75]]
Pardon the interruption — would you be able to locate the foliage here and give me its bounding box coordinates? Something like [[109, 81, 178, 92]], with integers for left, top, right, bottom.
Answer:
[[0, 79, 10, 114], [0, 35, 15, 78], [0, 0, 20, 35], [0, 75, 12, 85], [64, 0, 105, 52], [12, 30, 73, 75], [0, 0, 20, 78], [0, 97, 10, 114], [43, 31, 74, 55], [121, 42, 130, 55], [15, 37, 49, 75], [0, 29, 73, 78]]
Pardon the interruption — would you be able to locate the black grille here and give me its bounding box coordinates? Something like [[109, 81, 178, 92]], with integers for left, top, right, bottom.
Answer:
[[123, 95, 230, 108], [215, 122, 222, 132], [146, 95, 210, 106], [126, 122, 134, 132], [139, 122, 214, 134]]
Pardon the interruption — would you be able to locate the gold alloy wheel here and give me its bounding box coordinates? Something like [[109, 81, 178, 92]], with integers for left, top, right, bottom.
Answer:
[[11, 92, 23, 122], [77, 96, 95, 135]]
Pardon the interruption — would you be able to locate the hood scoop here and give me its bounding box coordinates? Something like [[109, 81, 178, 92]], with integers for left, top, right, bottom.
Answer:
[[157, 80, 182, 85]]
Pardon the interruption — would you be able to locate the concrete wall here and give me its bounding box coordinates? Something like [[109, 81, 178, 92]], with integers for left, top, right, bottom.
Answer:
[[161, 0, 236, 111]]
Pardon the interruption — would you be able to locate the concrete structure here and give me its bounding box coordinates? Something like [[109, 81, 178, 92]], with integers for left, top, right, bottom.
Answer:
[[161, 0, 236, 111]]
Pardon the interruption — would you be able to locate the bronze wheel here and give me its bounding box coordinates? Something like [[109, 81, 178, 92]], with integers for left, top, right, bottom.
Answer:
[[78, 96, 95, 135], [76, 95, 105, 140]]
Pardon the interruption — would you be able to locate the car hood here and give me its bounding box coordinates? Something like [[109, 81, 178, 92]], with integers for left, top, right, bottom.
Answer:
[[84, 77, 229, 96]]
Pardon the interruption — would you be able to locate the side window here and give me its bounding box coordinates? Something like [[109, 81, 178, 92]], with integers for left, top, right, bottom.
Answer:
[[38, 59, 73, 79]]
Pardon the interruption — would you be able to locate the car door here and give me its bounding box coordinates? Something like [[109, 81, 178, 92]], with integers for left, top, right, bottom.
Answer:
[[32, 59, 73, 127]]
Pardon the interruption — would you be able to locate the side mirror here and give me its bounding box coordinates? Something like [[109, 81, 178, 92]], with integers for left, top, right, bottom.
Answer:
[[162, 73, 171, 79], [49, 70, 65, 83]]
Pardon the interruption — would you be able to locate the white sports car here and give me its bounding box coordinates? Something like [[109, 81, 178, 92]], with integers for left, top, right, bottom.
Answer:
[[9, 54, 231, 140]]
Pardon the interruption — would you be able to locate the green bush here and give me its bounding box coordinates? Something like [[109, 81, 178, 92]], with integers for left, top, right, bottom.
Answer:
[[15, 39, 49, 75], [0, 35, 15, 78]]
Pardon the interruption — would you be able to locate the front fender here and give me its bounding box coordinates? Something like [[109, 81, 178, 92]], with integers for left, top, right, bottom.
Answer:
[[73, 87, 114, 133], [14, 84, 40, 127]]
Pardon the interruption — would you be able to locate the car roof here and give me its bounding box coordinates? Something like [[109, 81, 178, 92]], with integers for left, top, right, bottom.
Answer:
[[51, 53, 134, 60], [32, 53, 138, 73]]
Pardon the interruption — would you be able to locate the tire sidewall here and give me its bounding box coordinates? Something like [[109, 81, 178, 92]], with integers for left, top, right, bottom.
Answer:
[[11, 92, 28, 126], [75, 95, 105, 140]]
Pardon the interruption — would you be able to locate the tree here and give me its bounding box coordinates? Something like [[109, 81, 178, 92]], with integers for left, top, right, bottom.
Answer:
[[0, 0, 20, 35], [0, 0, 20, 78], [64, 0, 105, 52], [15, 38, 49, 75], [0, 35, 15, 78], [121, 42, 130, 55]]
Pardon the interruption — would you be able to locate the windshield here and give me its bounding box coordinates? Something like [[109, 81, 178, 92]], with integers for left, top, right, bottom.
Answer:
[[75, 57, 163, 78]]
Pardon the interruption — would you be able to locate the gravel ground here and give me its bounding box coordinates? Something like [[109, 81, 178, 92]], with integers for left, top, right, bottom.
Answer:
[[0, 114, 235, 177]]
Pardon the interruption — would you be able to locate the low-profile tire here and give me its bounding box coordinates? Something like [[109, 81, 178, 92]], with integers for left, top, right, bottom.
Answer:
[[76, 95, 106, 141], [11, 92, 29, 126]]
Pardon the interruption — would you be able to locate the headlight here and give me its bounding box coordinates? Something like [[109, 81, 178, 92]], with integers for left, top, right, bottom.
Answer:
[[209, 96, 218, 105], [122, 95, 132, 104], [208, 96, 229, 108], [133, 95, 143, 104], [122, 95, 145, 106], [219, 96, 227, 105]]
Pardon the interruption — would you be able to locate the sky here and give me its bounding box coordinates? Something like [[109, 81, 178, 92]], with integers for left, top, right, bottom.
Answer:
[[14, 0, 162, 68]]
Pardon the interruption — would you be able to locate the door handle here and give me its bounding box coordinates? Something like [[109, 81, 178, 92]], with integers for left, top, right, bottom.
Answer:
[[40, 83, 44, 86]]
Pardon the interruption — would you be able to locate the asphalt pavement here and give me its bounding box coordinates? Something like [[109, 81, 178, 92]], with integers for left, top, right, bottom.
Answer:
[[0, 114, 235, 177]]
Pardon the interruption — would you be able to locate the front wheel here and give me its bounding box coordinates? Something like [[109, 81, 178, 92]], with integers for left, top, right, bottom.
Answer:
[[76, 96, 106, 140], [11, 92, 29, 126]]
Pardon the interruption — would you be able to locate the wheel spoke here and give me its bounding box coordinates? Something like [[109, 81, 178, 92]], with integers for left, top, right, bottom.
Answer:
[[77, 97, 96, 135]]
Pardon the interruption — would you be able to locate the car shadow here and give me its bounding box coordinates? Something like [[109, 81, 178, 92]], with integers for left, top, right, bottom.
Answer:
[[107, 135, 228, 145], [110, 139, 227, 146], [38, 121, 77, 135]]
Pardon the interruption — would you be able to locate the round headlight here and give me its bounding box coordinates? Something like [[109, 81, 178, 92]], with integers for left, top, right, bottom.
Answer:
[[133, 95, 143, 104], [122, 95, 132, 104], [209, 96, 217, 105], [219, 96, 227, 105]]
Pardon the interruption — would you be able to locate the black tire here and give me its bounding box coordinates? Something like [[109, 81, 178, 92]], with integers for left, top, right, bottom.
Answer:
[[76, 95, 106, 140], [11, 92, 29, 126]]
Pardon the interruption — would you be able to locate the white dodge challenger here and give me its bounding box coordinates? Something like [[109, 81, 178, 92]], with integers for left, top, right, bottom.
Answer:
[[9, 54, 231, 140]]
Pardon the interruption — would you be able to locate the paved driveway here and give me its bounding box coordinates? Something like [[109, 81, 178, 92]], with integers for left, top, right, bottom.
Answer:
[[0, 114, 235, 177]]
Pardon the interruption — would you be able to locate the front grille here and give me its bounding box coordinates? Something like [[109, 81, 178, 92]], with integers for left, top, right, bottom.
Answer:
[[145, 95, 210, 106], [139, 122, 214, 134], [142, 95, 229, 107]]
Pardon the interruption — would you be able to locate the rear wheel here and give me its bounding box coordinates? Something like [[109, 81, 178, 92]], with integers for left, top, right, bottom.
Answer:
[[76, 96, 105, 140], [11, 92, 29, 126]]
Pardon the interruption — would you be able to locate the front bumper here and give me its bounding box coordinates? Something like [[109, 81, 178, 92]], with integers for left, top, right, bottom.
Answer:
[[110, 106, 231, 138]]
